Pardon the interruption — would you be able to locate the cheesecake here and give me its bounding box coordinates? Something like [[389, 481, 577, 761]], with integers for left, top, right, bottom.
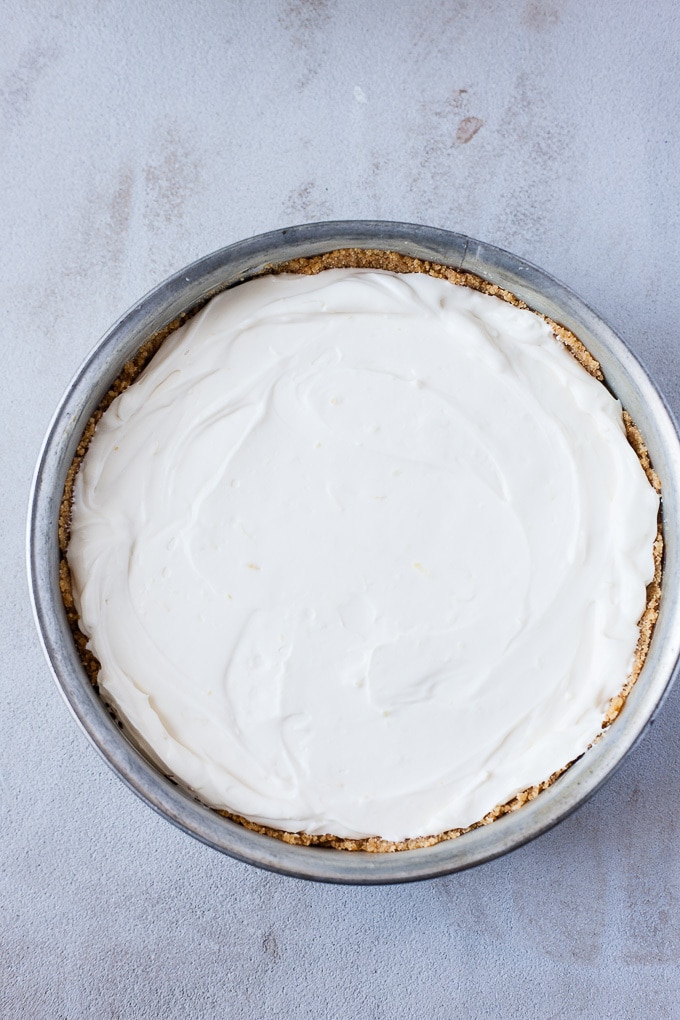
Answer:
[[60, 250, 662, 851]]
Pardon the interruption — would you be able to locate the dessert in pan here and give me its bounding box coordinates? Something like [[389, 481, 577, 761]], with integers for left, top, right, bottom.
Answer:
[[61, 250, 661, 852]]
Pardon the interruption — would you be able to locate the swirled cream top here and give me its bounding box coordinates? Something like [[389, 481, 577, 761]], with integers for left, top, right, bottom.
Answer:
[[68, 269, 659, 841]]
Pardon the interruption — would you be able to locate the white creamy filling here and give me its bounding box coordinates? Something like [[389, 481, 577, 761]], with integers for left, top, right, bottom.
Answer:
[[68, 269, 659, 841]]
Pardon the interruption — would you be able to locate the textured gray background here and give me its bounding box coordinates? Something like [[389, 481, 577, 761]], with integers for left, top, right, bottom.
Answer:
[[3, 2, 680, 1017]]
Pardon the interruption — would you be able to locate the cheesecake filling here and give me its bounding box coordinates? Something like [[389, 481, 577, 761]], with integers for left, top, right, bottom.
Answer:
[[68, 269, 659, 842]]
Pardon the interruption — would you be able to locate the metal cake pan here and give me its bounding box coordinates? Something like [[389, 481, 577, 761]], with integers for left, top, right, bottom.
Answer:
[[27, 221, 680, 883]]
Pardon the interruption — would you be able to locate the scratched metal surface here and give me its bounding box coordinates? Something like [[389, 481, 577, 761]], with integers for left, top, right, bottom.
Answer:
[[3, 2, 680, 1017]]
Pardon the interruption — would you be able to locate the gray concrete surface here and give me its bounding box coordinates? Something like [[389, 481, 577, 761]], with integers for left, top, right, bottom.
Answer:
[[3, 2, 680, 1017]]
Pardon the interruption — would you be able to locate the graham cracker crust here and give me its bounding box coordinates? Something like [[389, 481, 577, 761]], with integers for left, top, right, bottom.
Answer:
[[58, 249, 663, 853]]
